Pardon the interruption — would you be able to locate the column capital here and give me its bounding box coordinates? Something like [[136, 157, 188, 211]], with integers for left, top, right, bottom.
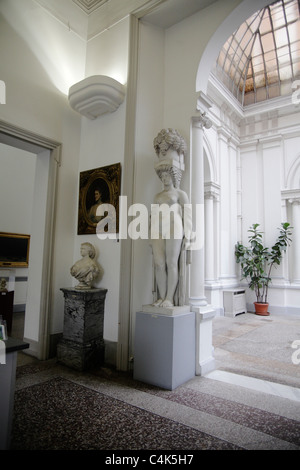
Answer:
[[192, 112, 212, 130], [204, 182, 220, 201], [282, 189, 300, 204], [289, 198, 300, 205]]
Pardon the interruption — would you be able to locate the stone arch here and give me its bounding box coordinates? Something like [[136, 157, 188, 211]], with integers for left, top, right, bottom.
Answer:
[[203, 133, 217, 184], [286, 154, 300, 190]]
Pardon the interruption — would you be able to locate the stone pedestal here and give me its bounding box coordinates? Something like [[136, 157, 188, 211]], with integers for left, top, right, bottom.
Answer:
[[134, 308, 195, 390], [57, 287, 107, 371]]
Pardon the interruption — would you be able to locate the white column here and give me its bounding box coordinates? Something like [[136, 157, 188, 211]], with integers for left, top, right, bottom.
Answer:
[[218, 128, 232, 283], [190, 116, 207, 306], [190, 95, 216, 376], [291, 199, 300, 283], [228, 137, 238, 279], [204, 191, 215, 282]]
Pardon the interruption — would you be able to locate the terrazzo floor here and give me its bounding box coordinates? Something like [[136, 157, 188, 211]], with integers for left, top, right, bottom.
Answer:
[[8, 311, 300, 452]]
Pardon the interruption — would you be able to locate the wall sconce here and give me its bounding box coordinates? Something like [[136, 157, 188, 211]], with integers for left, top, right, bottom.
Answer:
[[68, 75, 126, 119]]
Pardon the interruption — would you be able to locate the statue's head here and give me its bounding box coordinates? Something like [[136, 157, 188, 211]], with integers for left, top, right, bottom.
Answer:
[[155, 163, 182, 189], [81, 242, 96, 259]]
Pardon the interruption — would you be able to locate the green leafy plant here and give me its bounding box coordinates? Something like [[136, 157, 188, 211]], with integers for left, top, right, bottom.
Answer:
[[235, 223, 292, 304]]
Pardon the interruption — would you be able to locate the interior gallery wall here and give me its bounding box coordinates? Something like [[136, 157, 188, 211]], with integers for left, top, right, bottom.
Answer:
[[0, 0, 299, 366], [0, 0, 84, 358]]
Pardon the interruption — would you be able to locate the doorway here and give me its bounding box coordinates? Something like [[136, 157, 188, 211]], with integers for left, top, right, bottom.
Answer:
[[0, 120, 61, 360]]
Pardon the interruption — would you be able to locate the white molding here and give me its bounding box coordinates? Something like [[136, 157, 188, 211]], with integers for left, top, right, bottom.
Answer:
[[87, 0, 166, 41], [72, 0, 108, 14], [68, 75, 126, 119], [282, 188, 300, 201], [208, 73, 244, 121], [208, 73, 300, 129], [117, 15, 139, 371], [0, 120, 62, 160]]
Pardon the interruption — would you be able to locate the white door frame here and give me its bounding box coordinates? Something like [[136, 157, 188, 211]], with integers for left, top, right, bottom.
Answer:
[[0, 120, 61, 360]]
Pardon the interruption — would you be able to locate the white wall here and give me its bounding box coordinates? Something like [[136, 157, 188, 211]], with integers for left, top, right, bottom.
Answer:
[[72, 17, 130, 344], [129, 21, 165, 352], [0, 144, 36, 234], [0, 0, 84, 350], [238, 102, 300, 313]]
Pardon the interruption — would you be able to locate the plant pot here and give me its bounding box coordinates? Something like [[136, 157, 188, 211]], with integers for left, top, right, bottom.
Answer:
[[254, 302, 270, 316]]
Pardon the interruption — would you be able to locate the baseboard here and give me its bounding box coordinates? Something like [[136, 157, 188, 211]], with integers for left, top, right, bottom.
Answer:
[[22, 337, 39, 358]]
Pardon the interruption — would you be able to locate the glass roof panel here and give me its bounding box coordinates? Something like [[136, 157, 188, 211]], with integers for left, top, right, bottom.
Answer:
[[214, 0, 300, 106], [262, 32, 275, 52]]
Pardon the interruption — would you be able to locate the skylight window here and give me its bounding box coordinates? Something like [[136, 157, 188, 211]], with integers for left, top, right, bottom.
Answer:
[[214, 0, 300, 106]]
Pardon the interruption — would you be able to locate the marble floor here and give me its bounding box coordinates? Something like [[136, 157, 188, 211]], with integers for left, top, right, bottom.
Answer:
[[12, 310, 300, 397], [10, 310, 300, 451], [211, 312, 300, 393]]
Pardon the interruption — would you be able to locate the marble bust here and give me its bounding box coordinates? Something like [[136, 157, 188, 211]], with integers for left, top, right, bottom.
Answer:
[[70, 242, 103, 290], [150, 128, 191, 308]]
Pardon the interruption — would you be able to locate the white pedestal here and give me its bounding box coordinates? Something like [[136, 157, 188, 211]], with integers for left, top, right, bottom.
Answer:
[[192, 305, 216, 376], [134, 309, 195, 390]]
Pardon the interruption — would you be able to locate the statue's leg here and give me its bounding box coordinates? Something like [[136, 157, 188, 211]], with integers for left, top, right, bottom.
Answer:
[[161, 238, 182, 307], [151, 239, 166, 305]]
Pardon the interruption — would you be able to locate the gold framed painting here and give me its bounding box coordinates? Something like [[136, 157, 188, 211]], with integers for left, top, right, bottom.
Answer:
[[77, 162, 121, 235]]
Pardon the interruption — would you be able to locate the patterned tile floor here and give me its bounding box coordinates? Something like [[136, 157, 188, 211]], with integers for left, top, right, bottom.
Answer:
[[10, 311, 300, 451]]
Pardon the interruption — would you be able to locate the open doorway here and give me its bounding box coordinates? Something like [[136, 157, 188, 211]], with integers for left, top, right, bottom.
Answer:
[[0, 120, 61, 360], [0, 143, 36, 342]]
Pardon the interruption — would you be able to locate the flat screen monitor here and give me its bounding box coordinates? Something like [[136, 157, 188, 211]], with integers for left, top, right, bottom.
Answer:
[[0, 232, 30, 268]]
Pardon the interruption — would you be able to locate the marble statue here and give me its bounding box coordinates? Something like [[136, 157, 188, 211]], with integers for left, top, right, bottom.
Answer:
[[70, 242, 103, 290], [150, 128, 191, 307]]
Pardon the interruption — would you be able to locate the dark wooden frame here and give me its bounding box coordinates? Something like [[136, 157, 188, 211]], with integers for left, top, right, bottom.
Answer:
[[77, 163, 121, 235]]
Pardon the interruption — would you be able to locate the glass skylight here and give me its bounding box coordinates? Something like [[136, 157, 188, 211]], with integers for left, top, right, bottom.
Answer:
[[214, 0, 300, 106]]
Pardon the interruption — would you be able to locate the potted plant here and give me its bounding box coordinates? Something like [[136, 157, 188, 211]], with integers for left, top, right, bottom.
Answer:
[[235, 223, 292, 316]]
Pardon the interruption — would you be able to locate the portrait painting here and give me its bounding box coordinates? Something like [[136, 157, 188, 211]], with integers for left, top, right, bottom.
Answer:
[[77, 163, 121, 235]]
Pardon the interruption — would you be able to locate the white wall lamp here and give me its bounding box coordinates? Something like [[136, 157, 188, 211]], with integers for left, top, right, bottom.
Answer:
[[68, 75, 126, 119]]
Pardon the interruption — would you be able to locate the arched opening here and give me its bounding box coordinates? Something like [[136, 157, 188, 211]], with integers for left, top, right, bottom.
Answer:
[[194, 0, 300, 384], [196, 0, 273, 94]]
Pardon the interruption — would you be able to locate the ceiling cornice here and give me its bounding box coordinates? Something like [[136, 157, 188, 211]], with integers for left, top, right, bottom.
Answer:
[[72, 0, 108, 15]]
